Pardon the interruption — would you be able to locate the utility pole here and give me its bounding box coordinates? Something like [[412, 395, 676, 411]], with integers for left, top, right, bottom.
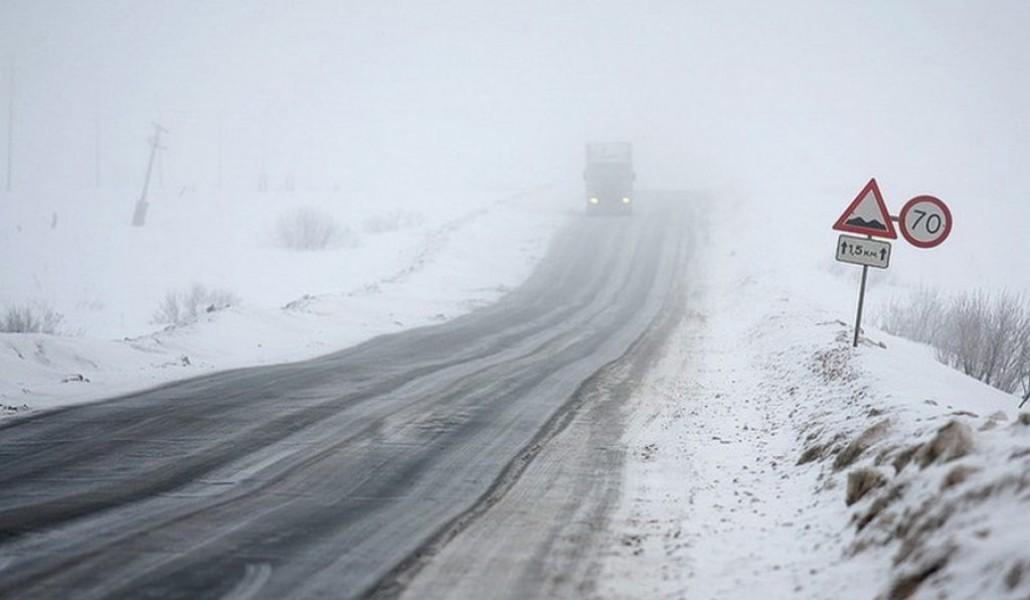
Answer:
[[5, 55, 14, 193], [132, 122, 167, 227]]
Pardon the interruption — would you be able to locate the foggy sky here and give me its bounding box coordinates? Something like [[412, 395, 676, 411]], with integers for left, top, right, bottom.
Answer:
[[2, 1, 1030, 199]]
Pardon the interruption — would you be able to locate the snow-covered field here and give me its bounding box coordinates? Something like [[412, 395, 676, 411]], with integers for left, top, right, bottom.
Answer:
[[0, 185, 568, 416], [597, 192, 1028, 599]]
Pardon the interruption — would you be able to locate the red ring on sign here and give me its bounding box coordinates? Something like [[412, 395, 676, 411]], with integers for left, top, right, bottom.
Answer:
[[899, 195, 952, 249]]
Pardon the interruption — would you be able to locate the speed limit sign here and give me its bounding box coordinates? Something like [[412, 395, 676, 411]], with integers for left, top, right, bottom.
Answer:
[[899, 195, 952, 248]]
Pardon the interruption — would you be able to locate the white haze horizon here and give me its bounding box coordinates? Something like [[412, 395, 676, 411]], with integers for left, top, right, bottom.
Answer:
[[2, 0, 1029, 295]]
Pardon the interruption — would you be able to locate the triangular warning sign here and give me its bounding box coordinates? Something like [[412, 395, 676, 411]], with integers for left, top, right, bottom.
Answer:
[[833, 178, 897, 239]]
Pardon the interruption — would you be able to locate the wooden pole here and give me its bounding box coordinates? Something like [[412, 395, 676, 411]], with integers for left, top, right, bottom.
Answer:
[[132, 123, 165, 227]]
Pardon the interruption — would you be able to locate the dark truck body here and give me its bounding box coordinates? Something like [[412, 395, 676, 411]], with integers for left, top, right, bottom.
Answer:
[[584, 142, 634, 215]]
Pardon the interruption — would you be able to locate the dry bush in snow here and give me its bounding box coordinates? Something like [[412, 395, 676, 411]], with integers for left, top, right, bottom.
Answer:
[[879, 287, 944, 345], [363, 210, 425, 234], [937, 292, 1030, 397], [154, 285, 238, 326], [1021, 358, 1030, 407], [0, 303, 63, 334], [275, 207, 354, 250], [882, 289, 1030, 404]]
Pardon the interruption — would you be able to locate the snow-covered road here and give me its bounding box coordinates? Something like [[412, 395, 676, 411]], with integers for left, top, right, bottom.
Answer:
[[0, 197, 692, 599]]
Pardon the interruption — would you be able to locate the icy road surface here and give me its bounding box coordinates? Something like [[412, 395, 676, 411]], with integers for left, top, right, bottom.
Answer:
[[0, 198, 692, 599]]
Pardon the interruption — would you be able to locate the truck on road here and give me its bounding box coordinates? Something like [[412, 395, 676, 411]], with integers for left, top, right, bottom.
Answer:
[[584, 142, 635, 215]]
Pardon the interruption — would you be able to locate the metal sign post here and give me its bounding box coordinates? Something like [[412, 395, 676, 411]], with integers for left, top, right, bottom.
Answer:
[[853, 263, 868, 348]]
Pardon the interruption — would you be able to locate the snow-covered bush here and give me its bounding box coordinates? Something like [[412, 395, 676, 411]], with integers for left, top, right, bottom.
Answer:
[[274, 207, 354, 250], [363, 210, 425, 234], [882, 289, 1030, 403], [879, 287, 944, 345], [0, 303, 63, 334], [153, 284, 238, 326]]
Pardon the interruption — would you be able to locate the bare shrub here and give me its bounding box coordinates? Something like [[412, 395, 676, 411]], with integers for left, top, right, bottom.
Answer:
[[880, 287, 944, 345], [882, 289, 1030, 403], [1019, 341, 1030, 407], [363, 210, 425, 234], [275, 207, 354, 250], [1, 303, 63, 334], [939, 292, 1030, 394], [154, 284, 238, 326]]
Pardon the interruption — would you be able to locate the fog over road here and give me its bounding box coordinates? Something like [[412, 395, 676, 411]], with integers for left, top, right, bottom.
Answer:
[[0, 197, 692, 599]]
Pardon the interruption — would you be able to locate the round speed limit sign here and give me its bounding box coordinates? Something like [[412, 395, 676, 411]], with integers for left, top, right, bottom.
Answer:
[[899, 195, 952, 248]]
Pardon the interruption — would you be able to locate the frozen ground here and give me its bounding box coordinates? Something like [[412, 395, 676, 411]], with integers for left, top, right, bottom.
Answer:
[[596, 194, 1029, 599], [0, 185, 568, 416]]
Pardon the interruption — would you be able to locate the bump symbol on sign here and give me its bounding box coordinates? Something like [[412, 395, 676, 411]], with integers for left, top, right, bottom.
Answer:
[[832, 178, 898, 239]]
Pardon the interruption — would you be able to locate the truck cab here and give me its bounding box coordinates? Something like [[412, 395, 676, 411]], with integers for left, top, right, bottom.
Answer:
[[584, 142, 635, 215]]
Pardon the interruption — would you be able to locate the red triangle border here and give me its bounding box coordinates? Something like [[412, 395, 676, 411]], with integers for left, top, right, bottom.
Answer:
[[833, 178, 898, 239]]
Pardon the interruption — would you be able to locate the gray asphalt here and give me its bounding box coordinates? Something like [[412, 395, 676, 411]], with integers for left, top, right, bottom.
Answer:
[[0, 199, 689, 599]]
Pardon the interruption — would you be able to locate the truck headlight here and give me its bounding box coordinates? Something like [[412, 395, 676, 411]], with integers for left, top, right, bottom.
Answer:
[[589, 197, 600, 204], [622, 197, 632, 204]]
